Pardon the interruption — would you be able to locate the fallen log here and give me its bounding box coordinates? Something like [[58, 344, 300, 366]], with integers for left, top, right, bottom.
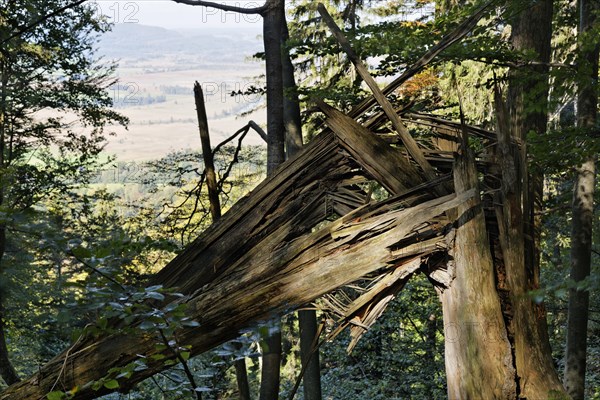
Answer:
[[0, 185, 472, 400]]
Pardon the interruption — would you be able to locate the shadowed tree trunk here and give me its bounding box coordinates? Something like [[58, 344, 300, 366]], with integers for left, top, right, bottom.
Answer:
[[564, 1, 599, 398], [260, 2, 285, 398], [508, 0, 553, 287], [0, 229, 20, 386], [281, 10, 303, 158], [0, 59, 20, 387], [505, 1, 564, 398]]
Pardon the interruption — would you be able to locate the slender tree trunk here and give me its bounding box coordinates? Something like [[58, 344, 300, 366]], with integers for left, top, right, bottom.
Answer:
[[0, 227, 20, 386], [565, 158, 595, 399], [423, 313, 437, 399], [0, 59, 20, 387], [260, 2, 285, 399], [264, 0, 285, 175], [234, 358, 252, 400], [194, 82, 221, 220], [298, 309, 322, 400], [564, 1, 599, 397], [280, 9, 303, 159]]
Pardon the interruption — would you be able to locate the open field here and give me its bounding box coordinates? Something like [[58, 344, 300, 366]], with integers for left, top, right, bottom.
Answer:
[[99, 24, 267, 161]]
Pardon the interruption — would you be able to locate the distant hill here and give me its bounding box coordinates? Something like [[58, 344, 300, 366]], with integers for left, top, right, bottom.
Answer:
[[97, 24, 263, 63]]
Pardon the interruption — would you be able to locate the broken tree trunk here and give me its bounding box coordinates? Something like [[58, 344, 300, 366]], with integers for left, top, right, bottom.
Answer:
[[318, 4, 437, 183], [0, 177, 470, 400], [194, 81, 221, 221], [440, 147, 516, 399]]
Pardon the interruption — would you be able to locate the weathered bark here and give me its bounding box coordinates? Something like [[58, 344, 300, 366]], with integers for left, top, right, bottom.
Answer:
[[564, 1, 600, 397], [505, 2, 566, 398], [440, 148, 516, 399], [0, 60, 20, 387]]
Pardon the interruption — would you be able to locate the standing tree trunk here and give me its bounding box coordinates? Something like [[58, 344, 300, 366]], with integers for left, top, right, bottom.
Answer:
[[440, 146, 516, 399], [0, 59, 20, 387], [505, 1, 564, 398], [564, 1, 599, 398], [264, 0, 286, 175], [508, 0, 553, 286], [281, 10, 303, 158], [260, 1, 285, 398], [0, 228, 21, 386]]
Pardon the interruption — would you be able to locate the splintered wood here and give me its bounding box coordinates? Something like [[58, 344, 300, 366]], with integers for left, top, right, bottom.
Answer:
[[0, 5, 494, 399]]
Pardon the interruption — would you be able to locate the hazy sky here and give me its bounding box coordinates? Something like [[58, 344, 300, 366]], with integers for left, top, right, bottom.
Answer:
[[89, 1, 265, 30]]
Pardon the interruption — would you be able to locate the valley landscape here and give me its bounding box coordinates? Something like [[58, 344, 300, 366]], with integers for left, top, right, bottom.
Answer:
[[98, 23, 266, 161]]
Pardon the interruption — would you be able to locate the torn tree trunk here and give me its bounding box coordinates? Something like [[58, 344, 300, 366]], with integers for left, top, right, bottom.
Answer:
[[440, 148, 516, 399], [0, 182, 470, 400], [317, 4, 437, 182]]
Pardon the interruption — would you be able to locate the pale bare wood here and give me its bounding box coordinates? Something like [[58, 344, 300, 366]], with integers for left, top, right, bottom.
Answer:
[[439, 149, 516, 399], [317, 4, 437, 182], [316, 99, 423, 194], [0, 187, 472, 400]]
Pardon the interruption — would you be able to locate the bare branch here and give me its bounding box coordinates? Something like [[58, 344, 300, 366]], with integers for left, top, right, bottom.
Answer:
[[172, 0, 267, 15], [248, 120, 268, 142]]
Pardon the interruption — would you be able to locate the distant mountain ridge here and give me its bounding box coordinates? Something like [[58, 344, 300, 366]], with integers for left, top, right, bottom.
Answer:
[[97, 24, 263, 61]]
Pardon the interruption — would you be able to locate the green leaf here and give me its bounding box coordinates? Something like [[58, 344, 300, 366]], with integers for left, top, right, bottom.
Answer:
[[180, 351, 190, 361], [103, 379, 119, 389], [47, 391, 65, 400], [145, 292, 165, 301], [138, 320, 155, 330], [145, 285, 163, 292], [71, 246, 92, 259], [181, 319, 200, 328]]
